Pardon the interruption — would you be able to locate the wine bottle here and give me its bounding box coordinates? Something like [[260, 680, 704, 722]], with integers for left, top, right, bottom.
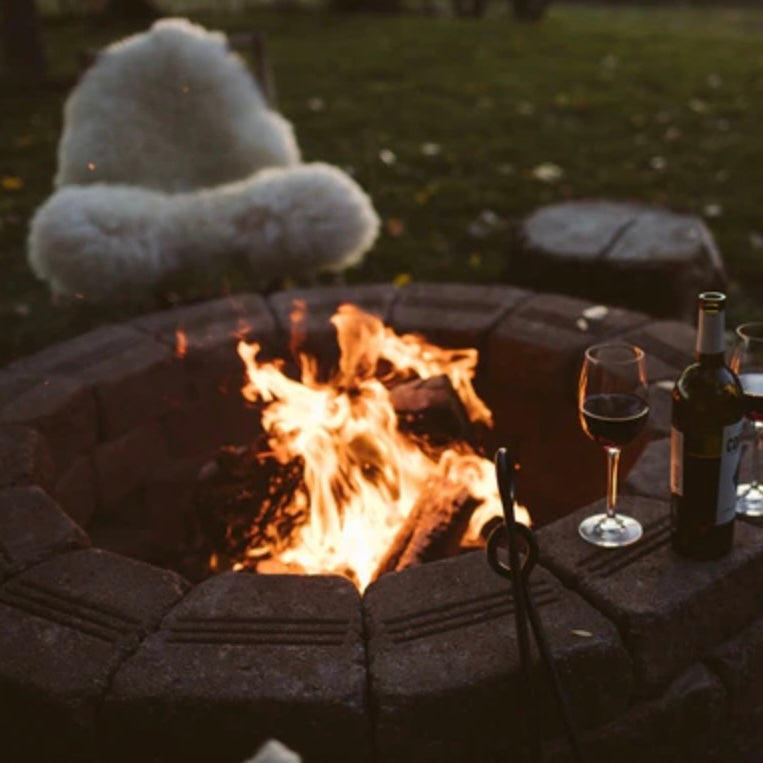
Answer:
[[670, 292, 745, 560]]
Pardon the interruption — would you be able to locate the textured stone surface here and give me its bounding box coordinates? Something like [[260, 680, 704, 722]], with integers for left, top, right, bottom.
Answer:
[[0, 371, 97, 475], [7, 324, 186, 440], [388, 282, 531, 349], [103, 572, 368, 763], [133, 293, 279, 400], [621, 319, 695, 382], [544, 663, 727, 763], [708, 614, 763, 762], [623, 438, 670, 500], [0, 424, 54, 490], [0, 548, 188, 762], [518, 201, 726, 319], [161, 392, 263, 461], [488, 292, 649, 394], [0, 486, 89, 581], [365, 551, 633, 763], [93, 423, 168, 509], [538, 494, 763, 694], [53, 455, 98, 528]]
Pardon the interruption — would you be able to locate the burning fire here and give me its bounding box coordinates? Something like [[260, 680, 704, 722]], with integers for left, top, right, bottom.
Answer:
[[227, 303, 528, 590]]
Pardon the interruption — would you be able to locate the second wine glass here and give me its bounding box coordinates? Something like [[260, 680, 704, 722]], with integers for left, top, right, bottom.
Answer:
[[731, 322, 763, 516], [578, 342, 649, 547]]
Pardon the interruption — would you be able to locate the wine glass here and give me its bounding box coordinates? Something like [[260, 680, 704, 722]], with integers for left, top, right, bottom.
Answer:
[[731, 322, 763, 516], [578, 342, 649, 547]]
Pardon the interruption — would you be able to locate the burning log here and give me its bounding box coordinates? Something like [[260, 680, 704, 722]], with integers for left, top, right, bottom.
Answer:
[[373, 482, 481, 580], [389, 374, 478, 449]]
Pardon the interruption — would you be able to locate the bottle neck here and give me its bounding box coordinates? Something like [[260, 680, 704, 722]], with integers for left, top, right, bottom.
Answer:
[[696, 308, 725, 363]]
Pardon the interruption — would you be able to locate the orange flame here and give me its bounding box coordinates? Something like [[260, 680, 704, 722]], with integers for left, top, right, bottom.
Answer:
[[236, 303, 528, 589], [175, 328, 188, 358]]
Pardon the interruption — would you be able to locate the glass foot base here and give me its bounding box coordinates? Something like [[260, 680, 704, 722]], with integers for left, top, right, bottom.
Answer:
[[737, 482, 763, 517], [579, 513, 643, 548]]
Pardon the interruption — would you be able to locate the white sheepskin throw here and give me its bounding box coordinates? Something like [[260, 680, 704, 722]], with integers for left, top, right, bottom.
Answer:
[[28, 18, 379, 301], [29, 164, 379, 300], [56, 17, 300, 192]]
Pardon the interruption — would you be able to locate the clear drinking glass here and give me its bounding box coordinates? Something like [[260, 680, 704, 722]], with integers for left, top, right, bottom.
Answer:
[[578, 342, 649, 547], [731, 322, 763, 516]]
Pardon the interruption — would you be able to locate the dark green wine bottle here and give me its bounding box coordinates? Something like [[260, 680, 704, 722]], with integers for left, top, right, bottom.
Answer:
[[670, 292, 745, 560]]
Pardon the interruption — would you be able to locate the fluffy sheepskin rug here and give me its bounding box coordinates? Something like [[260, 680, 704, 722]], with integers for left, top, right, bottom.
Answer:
[[28, 18, 379, 301]]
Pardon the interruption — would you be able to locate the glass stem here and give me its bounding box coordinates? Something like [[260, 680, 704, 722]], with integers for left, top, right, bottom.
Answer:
[[605, 446, 621, 520], [753, 422, 762, 488]]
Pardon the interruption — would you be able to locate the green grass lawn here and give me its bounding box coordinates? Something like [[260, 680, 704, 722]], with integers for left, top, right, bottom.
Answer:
[[2, 3, 763, 365]]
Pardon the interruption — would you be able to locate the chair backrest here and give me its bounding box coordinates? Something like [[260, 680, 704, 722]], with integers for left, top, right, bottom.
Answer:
[[56, 18, 300, 193]]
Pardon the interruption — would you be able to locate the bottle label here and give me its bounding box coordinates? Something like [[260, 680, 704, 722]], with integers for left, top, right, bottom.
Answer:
[[671, 420, 744, 524], [717, 419, 744, 523]]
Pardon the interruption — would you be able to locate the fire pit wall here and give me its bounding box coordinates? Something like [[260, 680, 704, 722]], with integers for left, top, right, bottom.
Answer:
[[1, 284, 763, 763]]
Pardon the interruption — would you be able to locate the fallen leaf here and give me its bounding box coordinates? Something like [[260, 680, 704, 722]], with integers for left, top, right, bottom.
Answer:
[[703, 203, 722, 218], [385, 218, 405, 237], [689, 97, 708, 114], [531, 162, 564, 183], [468, 252, 482, 269], [649, 156, 667, 171], [393, 272, 412, 287], [1, 176, 24, 191], [379, 149, 396, 166]]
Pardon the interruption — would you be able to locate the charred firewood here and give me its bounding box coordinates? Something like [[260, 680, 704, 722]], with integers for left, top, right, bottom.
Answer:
[[389, 374, 478, 450], [193, 436, 307, 569], [373, 483, 481, 580]]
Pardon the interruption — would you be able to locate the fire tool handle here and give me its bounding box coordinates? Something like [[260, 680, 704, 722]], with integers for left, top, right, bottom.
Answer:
[[493, 449, 541, 763], [490, 448, 586, 763]]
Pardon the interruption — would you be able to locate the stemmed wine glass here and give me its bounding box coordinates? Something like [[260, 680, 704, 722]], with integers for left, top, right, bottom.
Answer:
[[731, 322, 763, 516], [578, 342, 649, 547]]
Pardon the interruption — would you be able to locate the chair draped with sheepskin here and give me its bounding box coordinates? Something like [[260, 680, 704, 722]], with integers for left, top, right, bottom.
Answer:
[[28, 18, 379, 302]]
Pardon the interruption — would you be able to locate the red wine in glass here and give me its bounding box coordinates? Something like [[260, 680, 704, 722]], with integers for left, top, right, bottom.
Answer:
[[739, 373, 763, 423], [731, 324, 763, 516], [577, 343, 649, 548], [580, 392, 650, 448]]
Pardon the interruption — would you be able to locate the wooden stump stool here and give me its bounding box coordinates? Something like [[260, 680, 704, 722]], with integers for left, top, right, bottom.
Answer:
[[514, 200, 727, 319]]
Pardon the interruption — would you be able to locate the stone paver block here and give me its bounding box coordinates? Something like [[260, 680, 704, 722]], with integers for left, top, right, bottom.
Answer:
[[7, 324, 186, 440], [623, 438, 670, 500], [544, 663, 727, 763], [621, 319, 695, 382], [0, 424, 54, 490], [53, 455, 98, 528], [0, 548, 188, 761], [708, 614, 763, 762], [0, 371, 97, 475], [94, 423, 168, 509], [388, 282, 532, 349], [103, 572, 368, 763], [133, 294, 280, 401], [162, 392, 263, 460], [364, 551, 632, 763], [0, 486, 89, 581], [538, 494, 763, 694], [488, 292, 649, 394]]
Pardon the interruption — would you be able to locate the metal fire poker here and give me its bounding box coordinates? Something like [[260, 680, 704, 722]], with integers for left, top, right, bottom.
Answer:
[[486, 448, 585, 763]]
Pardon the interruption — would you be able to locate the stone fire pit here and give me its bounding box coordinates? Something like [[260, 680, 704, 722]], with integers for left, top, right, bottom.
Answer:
[[1, 283, 762, 763]]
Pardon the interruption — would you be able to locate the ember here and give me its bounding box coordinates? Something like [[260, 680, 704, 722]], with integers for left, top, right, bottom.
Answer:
[[197, 303, 529, 589]]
